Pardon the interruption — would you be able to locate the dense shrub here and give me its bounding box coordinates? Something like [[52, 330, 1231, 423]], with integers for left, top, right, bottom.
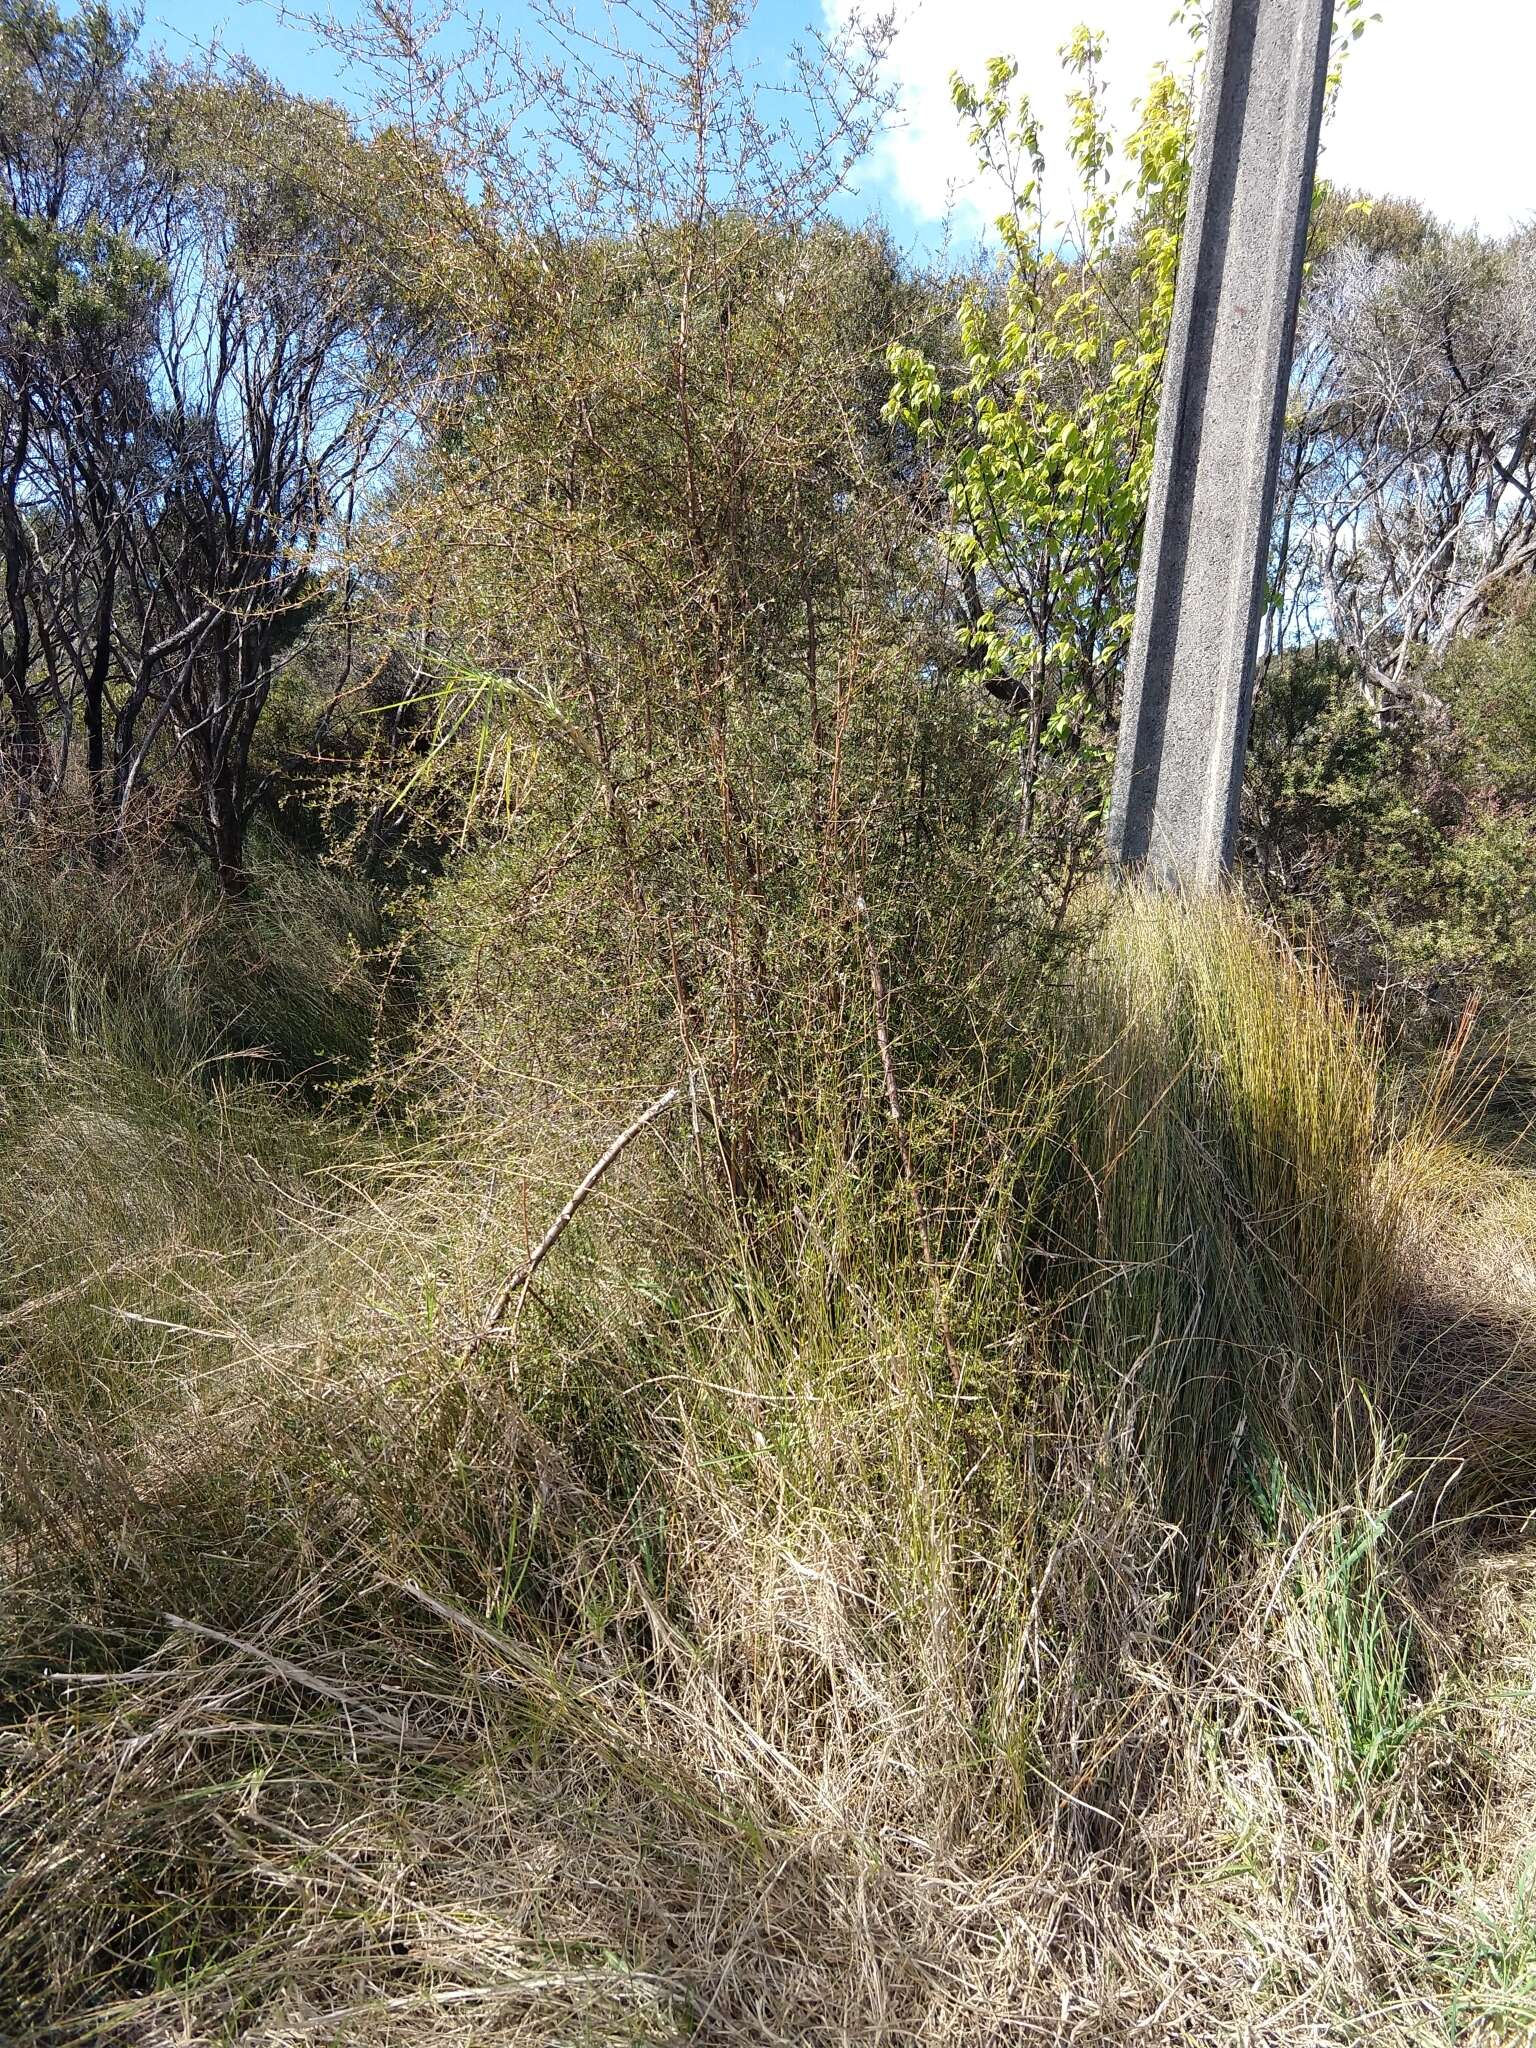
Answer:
[[5, 7, 1536, 2044], [8, 890, 1536, 2043], [1244, 634, 1536, 1035]]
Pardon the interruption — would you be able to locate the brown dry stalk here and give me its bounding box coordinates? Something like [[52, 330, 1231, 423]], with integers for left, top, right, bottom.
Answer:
[[855, 895, 958, 1380], [469, 1082, 682, 1349]]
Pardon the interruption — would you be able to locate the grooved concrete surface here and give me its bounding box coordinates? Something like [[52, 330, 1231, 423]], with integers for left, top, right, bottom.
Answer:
[[1106, 0, 1333, 888]]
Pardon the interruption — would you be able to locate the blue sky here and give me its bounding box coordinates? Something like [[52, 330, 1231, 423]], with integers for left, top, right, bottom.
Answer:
[[143, 0, 842, 120], [824, 0, 1533, 241], [144, 1, 1532, 245]]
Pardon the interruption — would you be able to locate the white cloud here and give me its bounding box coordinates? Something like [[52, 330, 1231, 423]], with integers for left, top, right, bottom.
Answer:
[[1321, 0, 1534, 233], [827, 0, 1534, 241]]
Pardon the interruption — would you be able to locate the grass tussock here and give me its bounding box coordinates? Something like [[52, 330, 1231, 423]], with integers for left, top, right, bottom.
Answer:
[[4, 880, 1536, 2044]]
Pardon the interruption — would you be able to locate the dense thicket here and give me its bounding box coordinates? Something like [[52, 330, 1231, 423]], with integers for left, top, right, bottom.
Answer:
[[3, 1, 1534, 1006], [0, 1, 436, 887], [5, 4, 1536, 2043]]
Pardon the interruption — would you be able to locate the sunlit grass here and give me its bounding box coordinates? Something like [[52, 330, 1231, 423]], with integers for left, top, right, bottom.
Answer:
[[4, 882, 1536, 2042]]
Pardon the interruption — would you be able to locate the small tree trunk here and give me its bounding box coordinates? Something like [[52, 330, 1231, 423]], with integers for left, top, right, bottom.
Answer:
[[2, 679, 47, 799], [1018, 682, 1045, 841], [203, 769, 250, 896], [84, 556, 115, 842]]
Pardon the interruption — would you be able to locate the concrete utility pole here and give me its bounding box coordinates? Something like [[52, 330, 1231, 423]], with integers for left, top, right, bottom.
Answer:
[[1105, 0, 1334, 889]]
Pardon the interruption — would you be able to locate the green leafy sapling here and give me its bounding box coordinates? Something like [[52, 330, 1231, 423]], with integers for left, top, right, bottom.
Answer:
[[888, 4, 1376, 854], [887, 29, 1194, 844]]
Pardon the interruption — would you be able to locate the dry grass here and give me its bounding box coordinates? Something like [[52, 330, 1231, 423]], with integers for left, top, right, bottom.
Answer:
[[4, 886, 1536, 2045]]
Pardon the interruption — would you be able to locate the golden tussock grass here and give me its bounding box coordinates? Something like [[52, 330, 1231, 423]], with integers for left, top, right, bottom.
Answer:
[[4, 885, 1536, 2045]]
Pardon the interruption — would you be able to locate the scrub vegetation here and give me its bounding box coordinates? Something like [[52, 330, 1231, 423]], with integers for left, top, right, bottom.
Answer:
[[3, 4, 1536, 2042]]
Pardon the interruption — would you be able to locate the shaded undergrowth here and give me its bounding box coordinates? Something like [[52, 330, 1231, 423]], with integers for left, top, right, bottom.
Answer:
[[3, 875, 1536, 2044]]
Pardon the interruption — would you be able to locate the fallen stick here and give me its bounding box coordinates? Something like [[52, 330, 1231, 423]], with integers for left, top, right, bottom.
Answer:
[[470, 1082, 681, 1348]]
